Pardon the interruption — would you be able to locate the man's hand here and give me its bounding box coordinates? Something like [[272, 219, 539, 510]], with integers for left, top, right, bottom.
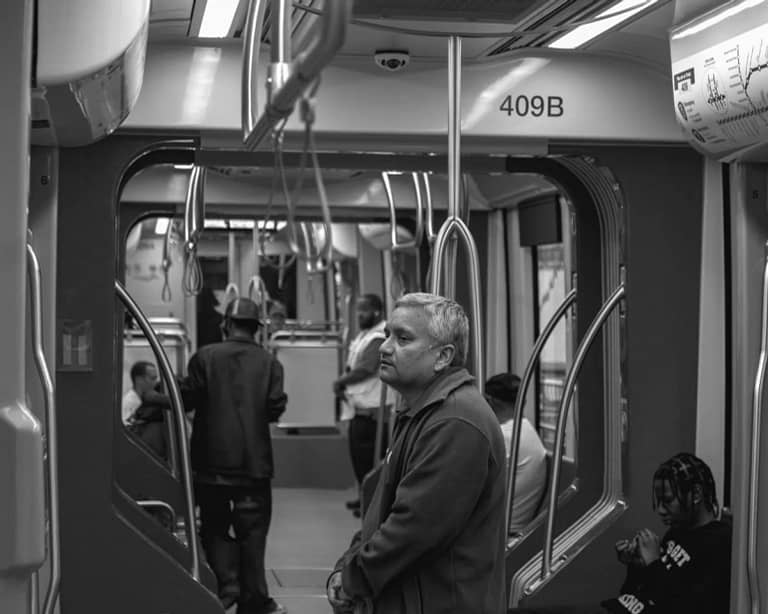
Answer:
[[327, 571, 355, 613], [635, 528, 661, 565]]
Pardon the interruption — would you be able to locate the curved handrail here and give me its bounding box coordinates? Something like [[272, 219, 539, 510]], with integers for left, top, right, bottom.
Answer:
[[421, 172, 437, 245], [747, 241, 768, 614], [506, 288, 577, 536], [430, 216, 484, 392], [381, 171, 424, 252], [115, 281, 200, 581], [243, 0, 352, 150], [241, 0, 268, 144], [26, 243, 61, 614], [542, 283, 625, 579]]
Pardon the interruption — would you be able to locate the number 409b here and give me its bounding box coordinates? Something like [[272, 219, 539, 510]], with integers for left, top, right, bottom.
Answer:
[[499, 95, 563, 117]]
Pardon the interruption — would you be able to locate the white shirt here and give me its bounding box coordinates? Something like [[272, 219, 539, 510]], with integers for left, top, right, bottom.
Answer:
[[121, 389, 142, 425], [500, 417, 548, 532]]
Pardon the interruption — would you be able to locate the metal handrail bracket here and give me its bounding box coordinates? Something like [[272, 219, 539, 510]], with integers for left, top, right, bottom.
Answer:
[[506, 289, 576, 539], [27, 243, 60, 614], [747, 241, 768, 614], [243, 0, 353, 150], [115, 281, 200, 581]]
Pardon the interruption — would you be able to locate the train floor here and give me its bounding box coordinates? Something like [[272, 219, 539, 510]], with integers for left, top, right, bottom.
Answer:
[[224, 487, 360, 614]]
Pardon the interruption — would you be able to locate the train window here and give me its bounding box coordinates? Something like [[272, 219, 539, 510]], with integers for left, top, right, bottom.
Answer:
[[535, 243, 573, 457]]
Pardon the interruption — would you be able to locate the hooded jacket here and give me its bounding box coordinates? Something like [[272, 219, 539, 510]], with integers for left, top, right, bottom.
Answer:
[[335, 367, 507, 614]]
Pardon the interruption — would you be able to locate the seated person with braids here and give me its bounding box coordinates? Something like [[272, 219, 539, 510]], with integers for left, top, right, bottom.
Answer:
[[513, 452, 732, 614]]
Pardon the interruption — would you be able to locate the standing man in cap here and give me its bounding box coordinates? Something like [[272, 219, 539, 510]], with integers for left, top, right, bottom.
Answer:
[[181, 297, 287, 614]]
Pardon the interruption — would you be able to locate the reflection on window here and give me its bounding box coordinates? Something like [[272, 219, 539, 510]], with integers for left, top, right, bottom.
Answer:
[[535, 244, 572, 457]]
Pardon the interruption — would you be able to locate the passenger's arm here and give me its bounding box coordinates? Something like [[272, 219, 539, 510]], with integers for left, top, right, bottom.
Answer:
[[334, 338, 384, 392], [341, 418, 495, 598], [268, 358, 288, 423], [178, 354, 205, 411]]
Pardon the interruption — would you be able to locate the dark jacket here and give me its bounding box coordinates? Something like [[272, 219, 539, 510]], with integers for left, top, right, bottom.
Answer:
[[336, 367, 507, 614], [602, 519, 732, 614], [181, 337, 287, 480]]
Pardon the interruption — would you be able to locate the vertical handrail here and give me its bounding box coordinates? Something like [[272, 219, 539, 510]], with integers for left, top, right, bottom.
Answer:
[[115, 281, 200, 581], [542, 284, 625, 579], [747, 241, 768, 614], [241, 0, 268, 143], [26, 243, 60, 614], [427, 36, 485, 390], [381, 171, 424, 251], [506, 289, 576, 536]]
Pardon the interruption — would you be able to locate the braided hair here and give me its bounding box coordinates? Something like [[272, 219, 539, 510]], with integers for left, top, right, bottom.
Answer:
[[652, 452, 719, 518]]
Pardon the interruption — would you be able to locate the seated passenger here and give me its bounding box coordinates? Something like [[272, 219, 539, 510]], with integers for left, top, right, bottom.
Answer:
[[485, 372, 547, 532], [122, 361, 159, 425], [511, 452, 732, 614]]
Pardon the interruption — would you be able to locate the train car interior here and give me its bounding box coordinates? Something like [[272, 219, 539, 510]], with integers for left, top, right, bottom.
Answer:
[[3, 0, 768, 613]]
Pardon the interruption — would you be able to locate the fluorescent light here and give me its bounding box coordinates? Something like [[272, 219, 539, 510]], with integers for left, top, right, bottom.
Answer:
[[173, 163, 194, 170], [198, 0, 240, 38], [204, 219, 228, 229], [229, 219, 256, 229], [672, 0, 766, 39], [155, 218, 170, 235], [548, 0, 657, 49]]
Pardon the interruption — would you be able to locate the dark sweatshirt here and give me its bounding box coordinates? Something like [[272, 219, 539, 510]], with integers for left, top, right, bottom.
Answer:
[[602, 520, 732, 614]]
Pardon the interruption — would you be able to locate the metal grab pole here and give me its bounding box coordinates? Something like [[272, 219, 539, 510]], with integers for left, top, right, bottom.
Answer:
[[115, 281, 200, 581], [542, 284, 625, 579], [445, 36, 462, 298], [26, 244, 60, 614], [747, 242, 768, 614], [506, 289, 576, 536], [430, 217, 484, 392]]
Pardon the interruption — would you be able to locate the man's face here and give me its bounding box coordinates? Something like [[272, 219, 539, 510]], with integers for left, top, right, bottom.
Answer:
[[379, 306, 447, 394], [653, 479, 692, 528], [356, 299, 380, 330], [138, 366, 159, 395]]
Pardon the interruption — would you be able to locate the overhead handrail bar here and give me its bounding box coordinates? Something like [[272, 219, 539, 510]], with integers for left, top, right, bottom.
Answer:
[[747, 241, 768, 614], [381, 171, 424, 251], [506, 289, 577, 537], [242, 0, 353, 150], [542, 283, 625, 580], [115, 281, 200, 581], [421, 172, 437, 245], [183, 166, 205, 297], [26, 242, 60, 614]]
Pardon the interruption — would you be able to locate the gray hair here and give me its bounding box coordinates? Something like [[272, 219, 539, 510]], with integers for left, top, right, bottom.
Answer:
[[394, 292, 469, 366]]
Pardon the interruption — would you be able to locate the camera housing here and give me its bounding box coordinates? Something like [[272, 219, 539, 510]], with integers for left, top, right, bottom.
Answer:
[[374, 51, 410, 72]]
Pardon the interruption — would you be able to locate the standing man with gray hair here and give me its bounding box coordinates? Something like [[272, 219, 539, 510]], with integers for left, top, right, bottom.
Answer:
[[327, 292, 507, 614]]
